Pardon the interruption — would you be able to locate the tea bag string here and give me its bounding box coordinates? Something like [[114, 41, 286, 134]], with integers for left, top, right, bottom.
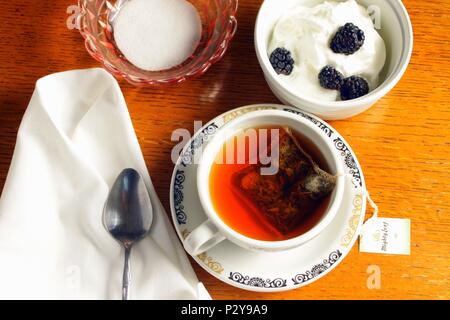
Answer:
[[338, 173, 379, 219], [364, 191, 379, 219]]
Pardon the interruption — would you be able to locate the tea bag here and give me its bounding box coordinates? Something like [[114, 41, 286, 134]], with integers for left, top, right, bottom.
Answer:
[[232, 127, 336, 234]]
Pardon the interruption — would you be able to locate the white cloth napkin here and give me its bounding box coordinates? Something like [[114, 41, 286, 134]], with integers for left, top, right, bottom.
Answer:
[[0, 68, 209, 300]]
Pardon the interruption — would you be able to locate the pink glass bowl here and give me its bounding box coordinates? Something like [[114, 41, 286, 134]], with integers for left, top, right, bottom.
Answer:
[[78, 0, 238, 86]]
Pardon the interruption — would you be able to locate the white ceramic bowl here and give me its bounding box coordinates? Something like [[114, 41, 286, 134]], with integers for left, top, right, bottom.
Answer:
[[184, 110, 345, 255], [255, 0, 413, 120]]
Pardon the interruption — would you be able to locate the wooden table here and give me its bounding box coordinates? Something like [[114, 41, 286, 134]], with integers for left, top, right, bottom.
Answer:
[[0, 0, 448, 300]]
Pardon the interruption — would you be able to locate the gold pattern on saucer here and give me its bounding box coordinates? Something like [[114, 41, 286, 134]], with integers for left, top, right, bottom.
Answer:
[[340, 194, 364, 247], [181, 229, 190, 239], [181, 229, 224, 274], [197, 253, 224, 274], [223, 106, 276, 123]]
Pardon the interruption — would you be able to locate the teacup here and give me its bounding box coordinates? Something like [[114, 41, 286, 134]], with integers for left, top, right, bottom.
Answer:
[[183, 110, 345, 255]]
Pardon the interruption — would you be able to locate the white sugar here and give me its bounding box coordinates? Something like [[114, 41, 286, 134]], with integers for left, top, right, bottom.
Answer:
[[113, 0, 202, 71]]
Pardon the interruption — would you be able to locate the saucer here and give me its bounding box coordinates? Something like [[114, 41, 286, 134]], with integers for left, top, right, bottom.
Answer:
[[169, 104, 367, 292]]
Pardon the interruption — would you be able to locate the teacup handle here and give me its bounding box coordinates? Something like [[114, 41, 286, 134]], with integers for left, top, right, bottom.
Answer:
[[184, 220, 226, 256]]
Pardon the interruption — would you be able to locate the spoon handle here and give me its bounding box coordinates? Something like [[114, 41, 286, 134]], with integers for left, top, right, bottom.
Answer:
[[122, 246, 131, 300]]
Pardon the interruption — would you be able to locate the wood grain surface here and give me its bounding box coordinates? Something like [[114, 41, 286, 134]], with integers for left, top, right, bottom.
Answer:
[[0, 0, 449, 300]]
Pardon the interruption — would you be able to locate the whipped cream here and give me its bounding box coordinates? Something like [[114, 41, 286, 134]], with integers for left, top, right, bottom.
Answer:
[[268, 0, 386, 101]]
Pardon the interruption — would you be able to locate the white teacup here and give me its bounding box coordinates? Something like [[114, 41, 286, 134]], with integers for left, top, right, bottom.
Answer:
[[183, 110, 345, 255]]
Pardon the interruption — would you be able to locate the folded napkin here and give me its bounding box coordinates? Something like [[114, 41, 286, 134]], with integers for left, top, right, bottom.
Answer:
[[0, 68, 209, 300]]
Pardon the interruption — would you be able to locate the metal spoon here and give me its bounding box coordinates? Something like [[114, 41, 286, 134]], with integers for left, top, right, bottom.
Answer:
[[103, 168, 153, 300]]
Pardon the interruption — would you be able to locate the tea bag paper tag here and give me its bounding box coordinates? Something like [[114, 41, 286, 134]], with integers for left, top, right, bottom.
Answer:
[[358, 192, 410, 255], [360, 217, 410, 255]]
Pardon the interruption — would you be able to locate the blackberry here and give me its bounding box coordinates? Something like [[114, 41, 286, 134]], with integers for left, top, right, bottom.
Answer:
[[340, 76, 369, 100], [330, 23, 365, 55], [270, 47, 295, 75], [318, 66, 344, 90]]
